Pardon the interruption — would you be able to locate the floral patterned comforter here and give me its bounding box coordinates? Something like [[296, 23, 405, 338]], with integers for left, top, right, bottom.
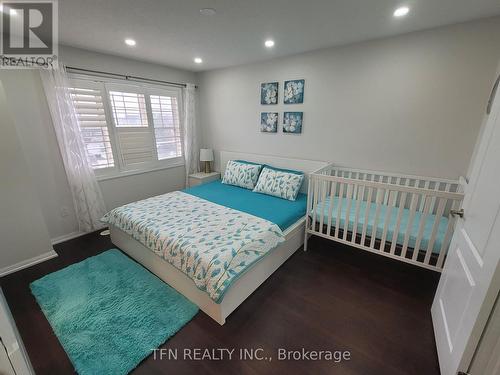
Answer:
[[101, 191, 285, 302]]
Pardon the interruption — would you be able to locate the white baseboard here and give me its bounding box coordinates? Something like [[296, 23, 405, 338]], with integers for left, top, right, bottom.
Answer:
[[0, 250, 58, 278], [51, 231, 87, 245]]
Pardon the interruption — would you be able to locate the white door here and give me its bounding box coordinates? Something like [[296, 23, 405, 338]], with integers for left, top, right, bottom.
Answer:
[[432, 73, 500, 375]]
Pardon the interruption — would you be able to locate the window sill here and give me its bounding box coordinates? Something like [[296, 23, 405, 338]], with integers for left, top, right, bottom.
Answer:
[[96, 160, 185, 182]]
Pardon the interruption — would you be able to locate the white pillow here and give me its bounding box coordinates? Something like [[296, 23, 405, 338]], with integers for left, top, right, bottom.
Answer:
[[222, 160, 262, 189], [253, 167, 304, 201]]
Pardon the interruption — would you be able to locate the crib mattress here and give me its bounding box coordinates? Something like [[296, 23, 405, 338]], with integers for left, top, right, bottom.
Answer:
[[312, 196, 449, 254]]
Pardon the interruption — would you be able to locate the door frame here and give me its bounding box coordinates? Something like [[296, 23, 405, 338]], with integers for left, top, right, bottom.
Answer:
[[456, 71, 500, 373], [469, 292, 500, 374], [432, 66, 500, 375], [458, 259, 500, 373]]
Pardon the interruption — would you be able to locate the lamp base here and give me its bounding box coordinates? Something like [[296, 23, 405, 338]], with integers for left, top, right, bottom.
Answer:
[[204, 161, 211, 174]]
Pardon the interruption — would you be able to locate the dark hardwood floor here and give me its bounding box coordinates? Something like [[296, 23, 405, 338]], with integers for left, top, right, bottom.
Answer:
[[0, 232, 441, 375]]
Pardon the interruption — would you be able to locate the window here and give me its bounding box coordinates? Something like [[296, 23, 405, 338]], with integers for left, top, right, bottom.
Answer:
[[70, 78, 184, 178], [109, 91, 148, 127]]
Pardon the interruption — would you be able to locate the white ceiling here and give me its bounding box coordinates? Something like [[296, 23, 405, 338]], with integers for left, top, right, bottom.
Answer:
[[59, 0, 500, 72]]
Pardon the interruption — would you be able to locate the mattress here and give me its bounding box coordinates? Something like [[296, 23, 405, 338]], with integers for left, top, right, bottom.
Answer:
[[312, 196, 449, 254], [184, 180, 307, 231]]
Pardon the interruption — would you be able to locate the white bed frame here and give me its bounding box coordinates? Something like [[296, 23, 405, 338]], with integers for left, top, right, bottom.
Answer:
[[305, 165, 465, 272], [110, 151, 328, 325]]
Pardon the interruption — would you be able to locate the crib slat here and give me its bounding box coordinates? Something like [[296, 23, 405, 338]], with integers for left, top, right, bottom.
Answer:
[[343, 183, 354, 241], [419, 181, 430, 211], [379, 190, 396, 251], [390, 191, 407, 255], [305, 176, 312, 236], [412, 195, 432, 261], [429, 181, 441, 213], [311, 177, 319, 232], [351, 173, 356, 201], [424, 197, 447, 265], [318, 179, 328, 233], [401, 192, 419, 258], [393, 177, 401, 207], [334, 183, 345, 238], [361, 187, 373, 246], [384, 178, 390, 205], [352, 185, 364, 244], [325, 181, 337, 237], [370, 187, 384, 249], [436, 199, 460, 268]]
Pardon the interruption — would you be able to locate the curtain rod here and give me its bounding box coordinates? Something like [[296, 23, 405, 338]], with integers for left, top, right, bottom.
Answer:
[[65, 66, 195, 88]]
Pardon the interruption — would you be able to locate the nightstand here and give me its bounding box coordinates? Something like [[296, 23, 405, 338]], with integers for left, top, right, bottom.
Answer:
[[188, 172, 221, 187]]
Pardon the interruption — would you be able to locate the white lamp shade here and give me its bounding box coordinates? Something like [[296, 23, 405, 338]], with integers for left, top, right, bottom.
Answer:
[[200, 148, 214, 162]]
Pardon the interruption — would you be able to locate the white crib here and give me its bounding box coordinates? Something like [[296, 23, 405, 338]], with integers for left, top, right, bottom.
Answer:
[[304, 165, 465, 272]]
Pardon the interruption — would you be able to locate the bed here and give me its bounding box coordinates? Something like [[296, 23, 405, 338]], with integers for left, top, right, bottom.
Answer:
[[306, 165, 465, 271], [105, 151, 327, 325]]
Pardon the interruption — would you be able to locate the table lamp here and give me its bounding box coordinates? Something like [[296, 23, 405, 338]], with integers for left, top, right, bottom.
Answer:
[[200, 149, 214, 173]]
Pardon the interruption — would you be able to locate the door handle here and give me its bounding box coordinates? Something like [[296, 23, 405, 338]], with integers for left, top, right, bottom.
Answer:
[[450, 209, 464, 218]]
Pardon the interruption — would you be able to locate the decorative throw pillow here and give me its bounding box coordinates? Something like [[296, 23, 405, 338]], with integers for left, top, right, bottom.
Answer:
[[222, 160, 263, 189], [253, 166, 304, 201]]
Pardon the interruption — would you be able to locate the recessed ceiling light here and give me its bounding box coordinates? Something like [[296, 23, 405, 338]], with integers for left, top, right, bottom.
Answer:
[[393, 6, 410, 17], [264, 40, 275, 48], [200, 8, 216, 16], [194, 57, 203, 64], [124, 38, 136, 47]]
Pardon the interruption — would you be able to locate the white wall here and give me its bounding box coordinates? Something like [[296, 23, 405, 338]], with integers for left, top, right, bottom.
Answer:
[[0, 71, 78, 242], [0, 82, 55, 273], [199, 17, 500, 179], [0, 46, 196, 242]]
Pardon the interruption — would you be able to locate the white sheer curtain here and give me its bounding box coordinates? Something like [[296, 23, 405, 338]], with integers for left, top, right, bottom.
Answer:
[[40, 67, 107, 232], [183, 83, 199, 185]]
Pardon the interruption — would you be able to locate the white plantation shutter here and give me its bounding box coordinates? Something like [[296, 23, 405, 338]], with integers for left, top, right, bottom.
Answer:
[[150, 94, 183, 160], [69, 83, 114, 169], [70, 77, 184, 175], [116, 127, 155, 166], [108, 90, 155, 167]]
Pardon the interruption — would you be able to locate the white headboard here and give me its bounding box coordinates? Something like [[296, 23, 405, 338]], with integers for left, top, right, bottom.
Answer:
[[218, 150, 329, 193]]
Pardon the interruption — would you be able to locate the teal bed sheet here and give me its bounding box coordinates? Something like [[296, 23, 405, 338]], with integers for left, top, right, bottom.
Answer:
[[184, 180, 307, 231], [312, 196, 449, 254]]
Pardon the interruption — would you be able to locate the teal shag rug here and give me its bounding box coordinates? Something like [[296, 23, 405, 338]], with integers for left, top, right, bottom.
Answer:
[[30, 249, 198, 375]]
